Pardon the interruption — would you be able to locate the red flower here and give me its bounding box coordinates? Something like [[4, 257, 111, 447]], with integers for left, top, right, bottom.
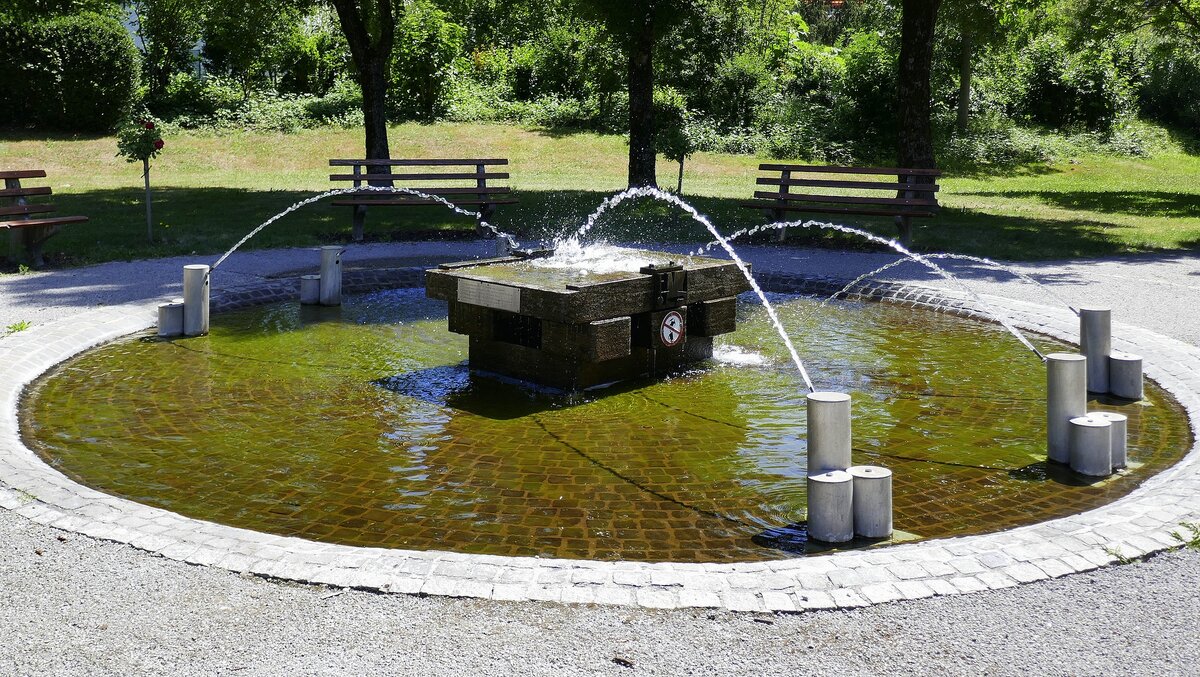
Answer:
[[153, 139, 164, 150], [145, 121, 155, 130]]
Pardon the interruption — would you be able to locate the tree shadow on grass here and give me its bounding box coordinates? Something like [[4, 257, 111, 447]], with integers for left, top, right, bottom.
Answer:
[[6, 183, 1198, 271], [958, 190, 1200, 219]]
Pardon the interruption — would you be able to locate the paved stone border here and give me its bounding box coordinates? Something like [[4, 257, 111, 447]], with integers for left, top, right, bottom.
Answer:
[[1, 267, 1197, 613]]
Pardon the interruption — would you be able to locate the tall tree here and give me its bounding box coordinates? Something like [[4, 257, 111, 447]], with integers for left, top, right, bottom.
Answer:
[[578, 1, 692, 189], [130, 0, 205, 103], [941, 0, 1025, 135], [328, 0, 396, 161], [896, 0, 941, 169]]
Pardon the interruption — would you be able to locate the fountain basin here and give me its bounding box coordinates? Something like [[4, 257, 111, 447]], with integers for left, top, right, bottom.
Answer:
[[18, 279, 1190, 563]]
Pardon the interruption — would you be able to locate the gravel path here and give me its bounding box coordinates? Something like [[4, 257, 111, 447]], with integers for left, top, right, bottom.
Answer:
[[2, 241, 1198, 676]]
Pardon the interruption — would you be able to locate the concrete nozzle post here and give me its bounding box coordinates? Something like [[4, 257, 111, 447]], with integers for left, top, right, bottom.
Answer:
[[1046, 353, 1087, 463], [848, 465, 892, 539], [319, 246, 343, 306], [1069, 414, 1113, 477], [157, 301, 184, 337], [807, 469, 854, 543], [1109, 351, 1144, 401], [182, 264, 210, 337], [1079, 307, 1112, 394], [300, 274, 321, 305], [806, 391, 851, 475], [1092, 411, 1128, 470]]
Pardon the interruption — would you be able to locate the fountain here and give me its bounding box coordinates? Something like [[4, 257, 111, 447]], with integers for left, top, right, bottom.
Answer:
[[13, 188, 1191, 562]]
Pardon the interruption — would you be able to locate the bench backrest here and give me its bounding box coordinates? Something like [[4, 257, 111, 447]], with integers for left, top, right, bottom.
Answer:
[[329, 158, 510, 202], [0, 170, 59, 219], [754, 163, 941, 213]]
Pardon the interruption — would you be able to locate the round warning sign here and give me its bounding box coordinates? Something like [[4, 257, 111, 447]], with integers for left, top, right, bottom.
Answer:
[[660, 310, 685, 347]]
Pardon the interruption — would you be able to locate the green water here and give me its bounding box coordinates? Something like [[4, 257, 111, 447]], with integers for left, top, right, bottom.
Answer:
[[20, 289, 1191, 562]]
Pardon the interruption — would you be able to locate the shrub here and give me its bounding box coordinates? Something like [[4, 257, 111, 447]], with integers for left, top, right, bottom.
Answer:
[[708, 51, 776, 129], [276, 10, 350, 97], [391, 1, 467, 120], [1138, 44, 1200, 131], [0, 12, 139, 132], [836, 31, 897, 152], [1018, 35, 1133, 132]]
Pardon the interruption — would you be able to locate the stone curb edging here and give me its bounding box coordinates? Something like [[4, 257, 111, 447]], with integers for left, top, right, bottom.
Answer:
[[0, 267, 1197, 613]]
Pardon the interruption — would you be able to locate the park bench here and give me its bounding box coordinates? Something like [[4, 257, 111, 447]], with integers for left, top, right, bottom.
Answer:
[[1, 170, 88, 267], [328, 158, 517, 241], [741, 164, 941, 245]]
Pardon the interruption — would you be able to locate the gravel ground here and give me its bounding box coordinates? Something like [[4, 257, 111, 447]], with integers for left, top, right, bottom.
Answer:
[[2, 240, 1198, 676]]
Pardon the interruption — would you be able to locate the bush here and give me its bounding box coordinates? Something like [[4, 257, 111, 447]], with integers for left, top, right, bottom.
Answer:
[[276, 10, 350, 97], [708, 51, 776, 129], [836, 31, 897, 152], [1018, 35, 1133, 132], [150, 72, 243, 122], [0, 12, 139, 132], [1138, 44, 1200, 131], [391, 1, 467, 120]]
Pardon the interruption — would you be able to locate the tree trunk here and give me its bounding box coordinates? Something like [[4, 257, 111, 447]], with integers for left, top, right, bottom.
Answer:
[[360, 58, 391, 163], [627, 10, 656, 188], [329, 0, 395, 167], [897, 0, 941, 169], [956, 32, 972, 136], [143, 158, 153, 243], [676, 158, 684, 195]]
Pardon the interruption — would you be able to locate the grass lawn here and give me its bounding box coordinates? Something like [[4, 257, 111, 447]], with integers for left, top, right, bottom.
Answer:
[[2, 122, 1198, 267]]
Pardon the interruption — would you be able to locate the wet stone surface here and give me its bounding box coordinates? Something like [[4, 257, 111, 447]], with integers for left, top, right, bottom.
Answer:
[[18, 288, 1191, 563]]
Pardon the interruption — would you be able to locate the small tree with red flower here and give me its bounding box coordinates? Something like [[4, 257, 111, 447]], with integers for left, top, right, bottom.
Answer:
[[117, 119, 166, 242]]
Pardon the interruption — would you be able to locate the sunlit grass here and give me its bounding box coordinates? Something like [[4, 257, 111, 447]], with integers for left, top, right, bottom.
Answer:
[[1, 122, 1198, 265]]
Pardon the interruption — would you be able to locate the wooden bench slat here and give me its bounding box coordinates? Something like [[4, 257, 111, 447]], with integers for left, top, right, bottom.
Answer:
[[330, 172, 510, 182], [740, 201, 937, 218], [0, 170, 48, 180], [330, 198, 518, 207], [0, 215, 88, 228], [0, 204, 55, 217], [757, 164, 941, 177], [751, 191, 939, 207], [338, 187, 511, 197], [0, 186, 52, 198], [329, 158, 509, 167], [756, 177, 939, 192]]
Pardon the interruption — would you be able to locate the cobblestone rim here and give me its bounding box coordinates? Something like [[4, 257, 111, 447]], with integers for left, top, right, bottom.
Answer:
[[1, 267, 1197, 613]]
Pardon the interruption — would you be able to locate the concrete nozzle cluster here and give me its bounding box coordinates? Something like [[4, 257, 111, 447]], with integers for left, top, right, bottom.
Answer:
[[805, 392, 893, 543], [1045, 308, 1141, 477], [301, 246, 344, 306]]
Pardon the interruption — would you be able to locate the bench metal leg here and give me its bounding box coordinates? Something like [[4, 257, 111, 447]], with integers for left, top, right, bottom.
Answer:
[[476, 204, 496, 238], [352, 205, 367, 242], [9, 225, 56, 268], [895, 215, 913, 247]]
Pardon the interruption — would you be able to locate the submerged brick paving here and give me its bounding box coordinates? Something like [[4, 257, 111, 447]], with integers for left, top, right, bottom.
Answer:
[[0, 267, 1197, 612]]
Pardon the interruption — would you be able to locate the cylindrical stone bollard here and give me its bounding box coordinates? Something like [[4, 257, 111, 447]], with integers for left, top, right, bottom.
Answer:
[[1092, 411, 1128, 470], [806, 391, 851, 474], [300, 274, 321, 305], [1079, 307, 1112, 394], [848, 465, 892, 539], [807, 469, 854, 543], [1109, 351, 1144, 401], [157, 301, 184, 337], [319, 246, 343, 306], [182, 264, 210, 337], [1046, 353, 1088, 463], [1069, 414, 1113, 476]]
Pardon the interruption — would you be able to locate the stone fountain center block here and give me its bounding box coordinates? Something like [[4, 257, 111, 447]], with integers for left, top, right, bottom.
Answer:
[[426, 250, 752, 390]]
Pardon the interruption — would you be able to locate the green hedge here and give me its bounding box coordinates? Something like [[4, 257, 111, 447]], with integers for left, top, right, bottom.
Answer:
[[0, 12, 140, 132]]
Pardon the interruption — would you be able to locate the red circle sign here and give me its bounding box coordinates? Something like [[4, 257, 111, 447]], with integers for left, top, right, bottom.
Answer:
[[660, 310, 684, 347]]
